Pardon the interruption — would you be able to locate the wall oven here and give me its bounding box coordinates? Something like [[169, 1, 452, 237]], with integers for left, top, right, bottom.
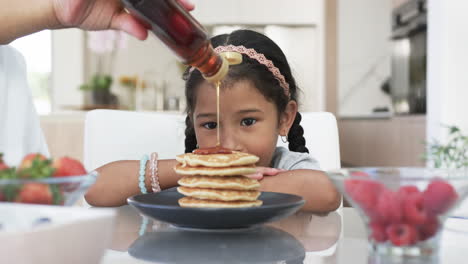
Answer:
[[391, 0, 427, 114]]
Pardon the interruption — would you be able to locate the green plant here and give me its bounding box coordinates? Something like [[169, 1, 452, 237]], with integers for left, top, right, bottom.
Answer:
[[423, 125, 468, 169], [79, 74, 113, 91]]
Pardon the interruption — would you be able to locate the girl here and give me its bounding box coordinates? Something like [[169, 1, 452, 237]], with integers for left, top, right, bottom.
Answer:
[[85, 29, 341, 213]]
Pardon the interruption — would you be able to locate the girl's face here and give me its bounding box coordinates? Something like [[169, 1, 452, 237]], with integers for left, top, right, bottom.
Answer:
[[192, 80, 296, 167]]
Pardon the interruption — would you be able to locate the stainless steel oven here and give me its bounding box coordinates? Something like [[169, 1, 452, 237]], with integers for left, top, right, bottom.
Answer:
[[391, 0, 427, 114]]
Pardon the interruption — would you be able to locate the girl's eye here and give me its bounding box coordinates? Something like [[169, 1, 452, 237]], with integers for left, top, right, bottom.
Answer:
[[202, 122, 217, 129], [241, 118, 256, 126]]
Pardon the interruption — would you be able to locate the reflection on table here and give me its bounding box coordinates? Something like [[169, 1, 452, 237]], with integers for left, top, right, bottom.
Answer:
[[101, 206, 468, 264], [130, 225, 305, 263], [104, 206, 342, 263]]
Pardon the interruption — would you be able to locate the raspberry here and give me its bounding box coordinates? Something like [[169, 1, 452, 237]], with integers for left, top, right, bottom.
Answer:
[[350, 171, 370, 177], [423, 179, 458, 215], [344, 179, 361, 194], [345, 179, 383, 218], [370, 221, 387, 242], [386, 223, 418, 246], [377, 190, 402, 223], [418, 217, 440, 241], [398, 185, 420, 196], [403, 192, 427, 225]]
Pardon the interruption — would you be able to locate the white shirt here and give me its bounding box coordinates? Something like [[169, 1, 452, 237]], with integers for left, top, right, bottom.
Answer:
[[271, 146, 321, 170], [0, 45, 49, 166]]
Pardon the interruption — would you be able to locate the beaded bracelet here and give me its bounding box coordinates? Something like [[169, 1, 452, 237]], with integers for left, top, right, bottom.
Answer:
[[139, 154, 149, 194], [149, 152, 161, 193]]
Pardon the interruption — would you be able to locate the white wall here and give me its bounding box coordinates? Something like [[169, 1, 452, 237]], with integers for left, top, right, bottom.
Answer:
[[427, 0, 468, 142], [51, 29, 85, 110], [190, 0, 323, 25], [265, 26, 322, 111], [338, 0, 393, 116]]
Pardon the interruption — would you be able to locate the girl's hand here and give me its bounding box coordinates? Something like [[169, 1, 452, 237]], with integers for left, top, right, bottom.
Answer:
[[51, 0, 194, 40], [244, 167, 286, 180]]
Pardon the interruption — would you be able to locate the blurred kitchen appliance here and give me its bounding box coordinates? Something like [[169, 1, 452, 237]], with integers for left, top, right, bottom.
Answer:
[[391, 0, 427, 114]]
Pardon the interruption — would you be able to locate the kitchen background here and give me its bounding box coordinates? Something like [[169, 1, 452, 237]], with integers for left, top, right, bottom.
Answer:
[[9, 0, 468, 167]]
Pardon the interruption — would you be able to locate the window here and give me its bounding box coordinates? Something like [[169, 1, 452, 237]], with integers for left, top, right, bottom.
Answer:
[[10, 30, 52, 114]]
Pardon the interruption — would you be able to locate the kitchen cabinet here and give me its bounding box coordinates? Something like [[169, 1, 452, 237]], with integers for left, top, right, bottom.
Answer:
[[339, 115, 426, 166]]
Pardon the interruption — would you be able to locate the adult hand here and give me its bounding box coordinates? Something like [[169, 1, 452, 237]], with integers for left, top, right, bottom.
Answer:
[[52, 0, 195, 40], [244, 167, 286, 180]]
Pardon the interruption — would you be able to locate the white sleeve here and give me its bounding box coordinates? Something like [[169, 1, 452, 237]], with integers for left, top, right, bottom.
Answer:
[[0, 45, 49, 166]]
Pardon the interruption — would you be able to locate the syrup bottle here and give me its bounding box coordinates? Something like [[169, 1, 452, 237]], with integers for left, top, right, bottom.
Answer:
[[122, 0, 228, 83]]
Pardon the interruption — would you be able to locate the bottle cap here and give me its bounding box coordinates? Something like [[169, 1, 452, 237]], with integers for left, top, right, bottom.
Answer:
[[203, 56, 229, 83], [220, 52, 242, 65]]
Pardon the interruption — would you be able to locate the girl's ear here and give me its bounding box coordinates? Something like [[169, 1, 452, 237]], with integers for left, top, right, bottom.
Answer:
[[279, 100, 298, 136]]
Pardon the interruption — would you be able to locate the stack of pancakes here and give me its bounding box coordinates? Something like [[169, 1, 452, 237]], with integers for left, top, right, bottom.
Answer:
[[175, 151, 263, 208]]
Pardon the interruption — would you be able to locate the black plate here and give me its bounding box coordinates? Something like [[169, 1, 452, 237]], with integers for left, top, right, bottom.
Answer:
[[127, 188, 305, 229]]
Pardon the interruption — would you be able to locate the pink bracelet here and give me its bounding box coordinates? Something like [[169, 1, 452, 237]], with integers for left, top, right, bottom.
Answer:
[[149, 152, 161, 193]]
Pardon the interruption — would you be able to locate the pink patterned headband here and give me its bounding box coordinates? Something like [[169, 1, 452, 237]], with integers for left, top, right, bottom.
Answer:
[[189, 45, 290, 98]]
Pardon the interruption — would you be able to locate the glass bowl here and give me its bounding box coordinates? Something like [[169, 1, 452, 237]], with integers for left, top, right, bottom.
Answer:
[[0, 171, 98, 206], [327, 167, 468, 259]]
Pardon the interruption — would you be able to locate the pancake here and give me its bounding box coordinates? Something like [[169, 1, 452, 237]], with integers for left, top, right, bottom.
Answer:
[[178, 196, 263, 208], [178, 175, 260, 190], [174, 164, 256, 176], [177, 186, 261, 201], [176, 151, 259, 167]]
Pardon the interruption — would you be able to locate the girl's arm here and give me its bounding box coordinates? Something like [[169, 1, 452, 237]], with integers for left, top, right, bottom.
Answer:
[[85, 159, 180, 207], [259, 169, 341, 213], [86, 161, 341, 213]]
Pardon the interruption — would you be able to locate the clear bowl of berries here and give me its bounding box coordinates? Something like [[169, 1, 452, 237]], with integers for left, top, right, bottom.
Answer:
[[327, 167, 468, 260], [0, 153, 97, 206]]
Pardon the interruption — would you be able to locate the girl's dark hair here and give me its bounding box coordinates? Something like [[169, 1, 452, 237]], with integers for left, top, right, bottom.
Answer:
[[183, 29, 308, 154]]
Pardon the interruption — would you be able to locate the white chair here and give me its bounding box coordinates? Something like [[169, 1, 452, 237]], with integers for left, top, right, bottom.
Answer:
[[83, 110, 186, 171], [84, 110, 341, 171], [277, 112, 341, 171]]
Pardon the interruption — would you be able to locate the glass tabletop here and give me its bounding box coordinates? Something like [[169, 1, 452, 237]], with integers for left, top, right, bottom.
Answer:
[[100, 206, 468, 264]]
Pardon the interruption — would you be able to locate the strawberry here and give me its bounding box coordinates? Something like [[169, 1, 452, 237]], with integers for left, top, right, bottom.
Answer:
[[17, 153, 54, 179], [0, 166, 20, 201], [403, 192, 428, 225], [52, 157, 86, 177], [15, 183, 53, 204], [0, 153, 8, 171], [423, 179, 458, 215], [386, 223, 418, 246], [18, 153, 47, 169], [49, 184, 65, 205], [0, 166, 16, 180], [377, 190, 402, 223]]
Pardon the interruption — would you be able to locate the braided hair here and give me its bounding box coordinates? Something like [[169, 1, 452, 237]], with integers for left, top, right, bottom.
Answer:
[[183, 29, 308, 153], [184, 115, 197, 153]]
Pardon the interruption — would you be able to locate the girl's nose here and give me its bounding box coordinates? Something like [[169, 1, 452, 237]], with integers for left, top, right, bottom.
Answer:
[[220, 128, 244, 152]]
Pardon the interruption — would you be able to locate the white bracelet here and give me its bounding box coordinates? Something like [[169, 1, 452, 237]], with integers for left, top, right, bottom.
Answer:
[[149, 152, 161, 193]]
